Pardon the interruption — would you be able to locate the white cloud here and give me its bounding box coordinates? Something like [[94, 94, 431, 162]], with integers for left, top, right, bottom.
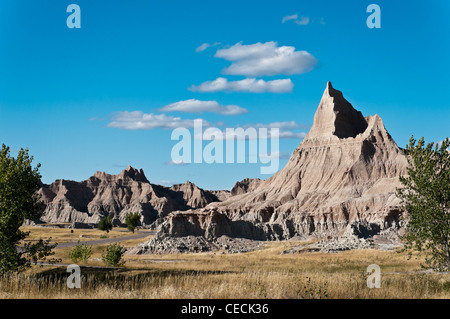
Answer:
[[245, 121, 308, 140], [196, 121, 308, 141], [107, 111, 308, 140], [189, 77, 293, 93], [196, 43, 210, 52], [107, 111, 208, 130], [158, 99, 248, 115], [196, 42, 221, 52], [282, 13, 311, 26], [282, 14, 298, 23], [294, 16, 310, 25], [274, 131, 307, 139], [158, 179, 174, 186], [214, 41, 317, 77]]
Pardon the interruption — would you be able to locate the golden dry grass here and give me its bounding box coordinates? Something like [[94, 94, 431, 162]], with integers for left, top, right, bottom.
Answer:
[[20, 225, 133, 243], [3, 228, 449, 299]]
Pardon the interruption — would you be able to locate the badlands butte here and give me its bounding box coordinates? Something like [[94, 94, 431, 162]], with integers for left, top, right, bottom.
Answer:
[[35, 82, 409, 254]]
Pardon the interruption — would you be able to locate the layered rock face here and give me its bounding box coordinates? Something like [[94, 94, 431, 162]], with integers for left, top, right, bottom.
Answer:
[[142, 82, 408, 249], [231, 178, 262, 196], [37, 166, 229, 226]]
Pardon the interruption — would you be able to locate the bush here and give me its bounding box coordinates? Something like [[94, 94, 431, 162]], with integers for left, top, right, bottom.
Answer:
[[102, 243, 126, 266], [125, 212, 141, 233], [98, 214, 113, 233], [69, 240, 92, 263]]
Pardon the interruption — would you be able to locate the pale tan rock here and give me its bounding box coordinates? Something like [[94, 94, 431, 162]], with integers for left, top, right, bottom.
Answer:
[[231, 178, 263, 196], [146, 82, 409, 247], [37, 166, 227, 226], [169, 181, 221, 209]]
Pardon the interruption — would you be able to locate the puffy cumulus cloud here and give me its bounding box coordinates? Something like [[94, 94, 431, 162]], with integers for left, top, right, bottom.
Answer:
[[107, 111, 308, 140], [189, 77, 293, 93], [107, 111, 209, 130], [158, 99, 248, 115], [214, 41, 317, 77]]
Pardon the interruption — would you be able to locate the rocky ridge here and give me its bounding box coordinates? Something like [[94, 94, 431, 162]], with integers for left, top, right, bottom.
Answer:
[[37, 166, 234, 226], [133, 82, 409, 253]]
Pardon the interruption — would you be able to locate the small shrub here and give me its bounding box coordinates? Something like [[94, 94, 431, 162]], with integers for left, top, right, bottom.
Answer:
[[69, 240, 92, 263], [102, 243, 126, 266], [125, 212, 141, 233], [98, 214, 113, 233]]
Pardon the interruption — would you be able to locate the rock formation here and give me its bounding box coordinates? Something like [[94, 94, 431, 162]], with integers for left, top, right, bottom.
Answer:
[[169, 181, 223, 209], [37, 166, 228, 226], [231, 178, 262, 196], [133, 82, 409, 253]]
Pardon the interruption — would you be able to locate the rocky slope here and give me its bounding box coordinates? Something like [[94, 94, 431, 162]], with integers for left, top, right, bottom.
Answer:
[[37, 166, 229, 226], [132, 82, 409, 253], [231, 178, 263, 196]]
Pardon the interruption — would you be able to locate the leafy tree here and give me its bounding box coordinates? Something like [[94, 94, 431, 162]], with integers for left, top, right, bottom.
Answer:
[[125, 212, 140, 233], [0, 144, 59, 274], [98, 214, 113, 233], [102, 242, 126, 266], [397, 136, 450, 270], [69, 240, 92, 263]]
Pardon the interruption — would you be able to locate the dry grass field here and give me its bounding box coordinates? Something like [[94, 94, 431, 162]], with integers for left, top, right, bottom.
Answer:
[[21, 225, 135, 243], [1, 226, 449, 299]]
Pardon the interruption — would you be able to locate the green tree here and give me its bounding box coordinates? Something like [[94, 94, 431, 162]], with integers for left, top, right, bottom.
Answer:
[[397, 136, 450, 270], [0, 144, 59, 274], [102, 242, 126, 266], [98, 214, 113, 233], [125, 212, 140, 233], [69, 240, 92, 263]]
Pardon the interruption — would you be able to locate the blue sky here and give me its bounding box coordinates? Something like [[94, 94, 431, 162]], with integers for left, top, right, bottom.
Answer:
[[0, 0, 449, 190]]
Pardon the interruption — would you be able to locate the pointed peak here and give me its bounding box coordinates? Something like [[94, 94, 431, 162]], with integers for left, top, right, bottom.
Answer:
[[303, 82, 368, 142], [184, 180, 201, 189], [122, 165, 139, 176], [119, 166, 149, 183], [323, 81, 344, 100]]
